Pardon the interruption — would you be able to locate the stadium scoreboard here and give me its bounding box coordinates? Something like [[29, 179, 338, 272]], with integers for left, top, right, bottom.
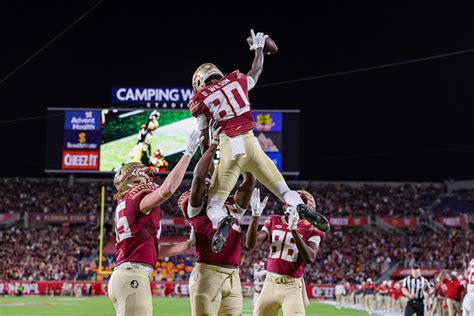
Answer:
[[45, 108, 300, 175]]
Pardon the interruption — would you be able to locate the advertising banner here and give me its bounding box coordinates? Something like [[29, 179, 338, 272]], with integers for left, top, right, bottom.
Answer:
[[252, 112, 283, 132], [382, 217, 417, 231], [112, 86, 193, 105], [0, 213, 20, 224], [392, 268, 441, 278], [28, 213, 97, 223], [0, 281, 106, 296], [63, 150, 100, 170], [306, 285, 336, 299], [62, 111, 101, 171], [328, 217, 369, 227], [436, 216, 468, 229], [0, 281, 334, 298]]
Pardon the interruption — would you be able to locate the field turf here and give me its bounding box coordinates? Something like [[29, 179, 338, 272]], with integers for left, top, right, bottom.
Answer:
[[0, 296, 375, 315]]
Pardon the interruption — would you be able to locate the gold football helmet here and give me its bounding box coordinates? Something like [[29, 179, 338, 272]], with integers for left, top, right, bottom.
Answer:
[[114, 162, 152, 195], [192, 63, 224, 92]]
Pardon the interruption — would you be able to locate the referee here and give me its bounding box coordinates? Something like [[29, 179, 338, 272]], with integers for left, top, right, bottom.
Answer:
[[401, 264, 432, 316]]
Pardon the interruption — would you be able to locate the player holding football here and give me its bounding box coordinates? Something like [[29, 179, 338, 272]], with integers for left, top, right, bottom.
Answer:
[[463, 259, 474, 316], [246, 190, 325, 316], [189, 29, 329, 253], [107, 130, 203, 316], [177, 120, 258, 316]]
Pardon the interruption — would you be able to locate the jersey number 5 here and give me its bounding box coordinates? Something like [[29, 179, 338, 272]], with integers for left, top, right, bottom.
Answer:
[[115, 201, 132, 242], [269, 230, 299, 263]]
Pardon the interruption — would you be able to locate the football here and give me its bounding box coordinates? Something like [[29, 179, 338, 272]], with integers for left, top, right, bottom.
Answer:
[[246, 36, 278, 55]]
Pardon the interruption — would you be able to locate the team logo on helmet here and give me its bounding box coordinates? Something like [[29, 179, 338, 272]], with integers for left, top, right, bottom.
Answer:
[[192, 63, 224, 93], [130, 280, 139, 288], [114, 162, 155, 198]]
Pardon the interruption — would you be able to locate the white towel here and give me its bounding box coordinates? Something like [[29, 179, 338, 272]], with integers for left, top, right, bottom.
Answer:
[[229, 135, 246, 160]]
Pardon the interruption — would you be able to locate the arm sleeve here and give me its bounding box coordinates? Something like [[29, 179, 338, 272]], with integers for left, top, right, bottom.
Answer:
[[260, 217, 272, 236], [247, 76, 256, 90], [187, 202, 204, 219], [196, 114, 208, 130], [234, 201, 247, 218], [307, 229, 324, 246], [307, 235, 321, 246]]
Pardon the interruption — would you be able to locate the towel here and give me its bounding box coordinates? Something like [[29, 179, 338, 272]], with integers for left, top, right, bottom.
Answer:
[[229, 135, 246, 160]]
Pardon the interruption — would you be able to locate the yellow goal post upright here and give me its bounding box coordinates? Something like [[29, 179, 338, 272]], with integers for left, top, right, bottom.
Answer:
[[98, 185, 112, 275]]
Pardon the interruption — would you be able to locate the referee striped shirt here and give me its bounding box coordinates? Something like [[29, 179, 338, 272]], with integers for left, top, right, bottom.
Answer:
[[402, 275, 430, 300]]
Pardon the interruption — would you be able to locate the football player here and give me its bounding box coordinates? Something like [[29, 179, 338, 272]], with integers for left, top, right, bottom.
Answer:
[[246, 190, 325, 316], [189, 29, 329, 253], [177, 120, 258, 316], [108, 130, 202, 316], [463, 259, 474, 316], [253, 261, 267, 306]]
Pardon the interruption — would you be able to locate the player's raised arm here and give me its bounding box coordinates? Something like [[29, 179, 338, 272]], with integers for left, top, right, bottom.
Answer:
[[196, 114, 210, 156], [245, 188, 269, 249], [140, 131, 203, 213], [288, 210, 319, 264], [158, 227, 196, 259], [234, 172, 257, 210], [247, 29, 267, 85], [189, 120, 221, 208]]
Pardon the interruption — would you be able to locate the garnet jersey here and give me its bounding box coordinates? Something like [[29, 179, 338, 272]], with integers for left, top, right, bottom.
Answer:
[[178, 191, 245, 266], [467, 260, 474, 293], [189, 70, 256, 137], [114, 189, 161, 267], [261, 215, 325, 278]]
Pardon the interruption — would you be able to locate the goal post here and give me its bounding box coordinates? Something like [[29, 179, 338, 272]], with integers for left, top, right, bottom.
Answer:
[[98, 185, 112, 275]]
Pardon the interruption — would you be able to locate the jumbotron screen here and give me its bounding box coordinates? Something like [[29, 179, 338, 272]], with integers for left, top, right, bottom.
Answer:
[[45, 108, 300, 174]]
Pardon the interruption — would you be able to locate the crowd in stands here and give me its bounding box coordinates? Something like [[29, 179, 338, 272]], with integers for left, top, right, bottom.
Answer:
[[2, 178, 464, 218], [0, 225, 98, 281], [0, 178, 472, 285]]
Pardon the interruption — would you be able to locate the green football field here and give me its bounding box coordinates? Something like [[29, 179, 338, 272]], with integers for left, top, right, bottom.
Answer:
[[0, 296, 375, 315]]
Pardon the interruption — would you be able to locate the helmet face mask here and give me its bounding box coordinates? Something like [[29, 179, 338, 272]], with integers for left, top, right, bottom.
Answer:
[[192, 63, 224, 93]]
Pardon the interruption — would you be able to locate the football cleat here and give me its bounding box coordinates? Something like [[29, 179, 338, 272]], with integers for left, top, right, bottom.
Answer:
[[297, 204, 330, 232], [211, 215, 234, 253]]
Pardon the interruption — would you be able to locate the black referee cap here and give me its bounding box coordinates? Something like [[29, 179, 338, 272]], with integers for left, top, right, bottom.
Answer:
[[412, 263, 420, 269]]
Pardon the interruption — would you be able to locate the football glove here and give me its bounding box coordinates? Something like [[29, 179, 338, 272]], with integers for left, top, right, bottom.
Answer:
[[209, 119, 222, 146], [250, 188, 268, 216], [184, 130, 204, 157], [249, 29, 268, 51], [288, 209, 299, 231]]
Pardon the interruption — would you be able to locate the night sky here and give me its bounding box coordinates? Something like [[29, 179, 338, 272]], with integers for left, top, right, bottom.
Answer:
[[2, 2, 474, 181]]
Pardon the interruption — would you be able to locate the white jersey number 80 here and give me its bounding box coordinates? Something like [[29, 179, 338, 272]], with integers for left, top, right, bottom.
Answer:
[[204, 81, 250, 120]]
